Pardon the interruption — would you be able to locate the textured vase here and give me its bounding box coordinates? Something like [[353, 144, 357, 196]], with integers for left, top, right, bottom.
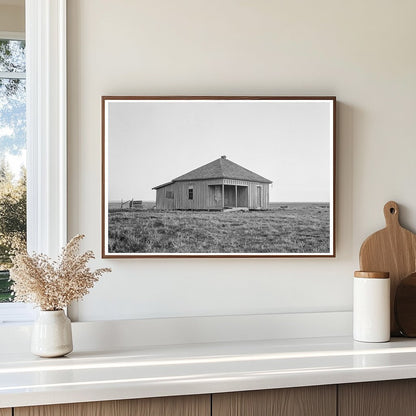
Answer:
[[31, 310, 73, 357]]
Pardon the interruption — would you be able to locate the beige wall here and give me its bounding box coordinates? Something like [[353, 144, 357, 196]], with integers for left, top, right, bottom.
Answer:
[[67, 0, 416, 321], [0, 4, 24, 33]]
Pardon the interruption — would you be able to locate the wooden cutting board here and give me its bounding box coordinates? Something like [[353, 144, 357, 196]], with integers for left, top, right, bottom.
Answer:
[[395, 272, 416, 337], [359, 201, 416, 335]]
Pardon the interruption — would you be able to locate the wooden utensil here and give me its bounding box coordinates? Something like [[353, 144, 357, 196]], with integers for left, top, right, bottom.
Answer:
[[395, 272, 416, 337], [359, 201, 416, 335]]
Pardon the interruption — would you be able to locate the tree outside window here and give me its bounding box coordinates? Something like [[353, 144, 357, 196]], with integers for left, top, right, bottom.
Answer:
[[0, 38, 27, 302]]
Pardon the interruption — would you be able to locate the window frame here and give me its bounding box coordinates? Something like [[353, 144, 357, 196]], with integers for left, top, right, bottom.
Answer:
[[0, 0, 67, 324], [26, 0, 67, 257], [0, 31, 25, 41]]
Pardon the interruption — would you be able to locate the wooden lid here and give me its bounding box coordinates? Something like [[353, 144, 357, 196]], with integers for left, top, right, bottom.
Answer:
[[354, 271, 389, 279]]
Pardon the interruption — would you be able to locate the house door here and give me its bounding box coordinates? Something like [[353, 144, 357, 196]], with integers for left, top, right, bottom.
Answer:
[[256, 186, 262, 208]]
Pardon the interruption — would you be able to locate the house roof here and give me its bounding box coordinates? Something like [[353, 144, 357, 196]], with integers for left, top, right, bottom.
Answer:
[[153, 156, 272, 189], [152, 181, 174, 190]]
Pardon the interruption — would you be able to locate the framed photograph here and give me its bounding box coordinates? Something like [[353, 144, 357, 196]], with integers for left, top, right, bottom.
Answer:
[[102, 96, 336, 258]]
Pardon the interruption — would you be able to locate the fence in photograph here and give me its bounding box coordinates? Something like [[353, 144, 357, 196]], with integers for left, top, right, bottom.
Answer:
[[108, 199, 157, 210], [120, 199, 142, 209]]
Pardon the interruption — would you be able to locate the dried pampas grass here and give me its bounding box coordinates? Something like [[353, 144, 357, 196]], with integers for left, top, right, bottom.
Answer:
[[10, 234, 111, 311]]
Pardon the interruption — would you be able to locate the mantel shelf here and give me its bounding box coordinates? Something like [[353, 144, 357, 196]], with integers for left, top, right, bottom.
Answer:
[[2, 336, 416, 408]]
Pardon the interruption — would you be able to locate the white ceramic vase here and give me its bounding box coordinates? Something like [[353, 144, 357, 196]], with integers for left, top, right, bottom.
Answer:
[[31, 310, 73, 357]]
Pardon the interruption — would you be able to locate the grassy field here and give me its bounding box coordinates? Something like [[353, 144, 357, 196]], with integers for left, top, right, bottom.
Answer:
[[107, 203, 330, 254]]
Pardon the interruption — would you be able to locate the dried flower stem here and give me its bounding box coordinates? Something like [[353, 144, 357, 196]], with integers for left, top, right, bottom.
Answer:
[[10, 235, 111, 310]]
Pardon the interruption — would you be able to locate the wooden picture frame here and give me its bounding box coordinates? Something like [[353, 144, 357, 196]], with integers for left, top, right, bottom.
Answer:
[[102, 96, 336, 258]]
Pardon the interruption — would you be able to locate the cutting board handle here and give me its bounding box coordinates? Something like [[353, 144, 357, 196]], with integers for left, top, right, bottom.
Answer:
[[384, 201, 400, 228]]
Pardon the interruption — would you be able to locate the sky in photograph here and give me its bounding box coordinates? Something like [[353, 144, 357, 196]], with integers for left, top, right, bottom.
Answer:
[[106, 100, 333, 203]]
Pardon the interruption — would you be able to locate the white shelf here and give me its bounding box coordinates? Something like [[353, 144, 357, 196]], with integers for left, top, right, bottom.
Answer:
[[2, 336, 416, 408]]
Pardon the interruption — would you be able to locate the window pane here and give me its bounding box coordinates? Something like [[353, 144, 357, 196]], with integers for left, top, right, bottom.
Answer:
[[0, 39, 26, 73], [0, 270, 12, 302], [0, 78, 26, 153], [0, 41, 26, 303]]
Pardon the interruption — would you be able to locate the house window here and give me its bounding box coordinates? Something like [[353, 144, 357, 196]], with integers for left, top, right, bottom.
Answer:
[[166, 190, 174, 199], [0, 37, 26, 305], [188, 186, 194, 200]]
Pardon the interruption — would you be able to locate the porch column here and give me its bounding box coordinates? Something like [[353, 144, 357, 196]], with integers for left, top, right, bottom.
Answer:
[[235, 185, 238, 207]]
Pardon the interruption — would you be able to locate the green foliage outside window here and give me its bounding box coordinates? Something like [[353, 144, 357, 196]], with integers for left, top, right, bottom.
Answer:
[[0, 39, 27, 302], [0, 162, 26, 302]]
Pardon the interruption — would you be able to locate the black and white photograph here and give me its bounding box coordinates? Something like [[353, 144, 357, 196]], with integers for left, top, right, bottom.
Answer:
[[102, 96, 335, 257]]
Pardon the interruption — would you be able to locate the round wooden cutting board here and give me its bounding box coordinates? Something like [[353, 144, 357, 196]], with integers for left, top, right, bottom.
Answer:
[[359, 201, 416, 336]]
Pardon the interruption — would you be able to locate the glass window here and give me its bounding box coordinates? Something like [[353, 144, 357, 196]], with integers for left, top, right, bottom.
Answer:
[[0, 38, 27, 303], [188, 187, 193, 200]]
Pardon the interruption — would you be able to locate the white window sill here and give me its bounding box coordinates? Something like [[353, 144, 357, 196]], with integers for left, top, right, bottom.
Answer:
[[1, 334, 416, 408], [0, 303, 36, 325]]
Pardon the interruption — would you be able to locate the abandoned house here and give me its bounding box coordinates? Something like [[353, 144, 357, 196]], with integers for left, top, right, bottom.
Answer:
[[152, 156, 272, 210]]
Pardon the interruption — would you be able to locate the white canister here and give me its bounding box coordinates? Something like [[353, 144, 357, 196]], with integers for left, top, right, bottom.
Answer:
[[353, 271, 390, 342]]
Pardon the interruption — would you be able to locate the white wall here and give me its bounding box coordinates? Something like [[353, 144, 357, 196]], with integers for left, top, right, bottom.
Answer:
[[0, 4, 24, 33], [67, 0, 416, 322]]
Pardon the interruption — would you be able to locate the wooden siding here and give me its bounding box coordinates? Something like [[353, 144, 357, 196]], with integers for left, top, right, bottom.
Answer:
[[155, 179, 269, 210], [155, 183, 176, 210]]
